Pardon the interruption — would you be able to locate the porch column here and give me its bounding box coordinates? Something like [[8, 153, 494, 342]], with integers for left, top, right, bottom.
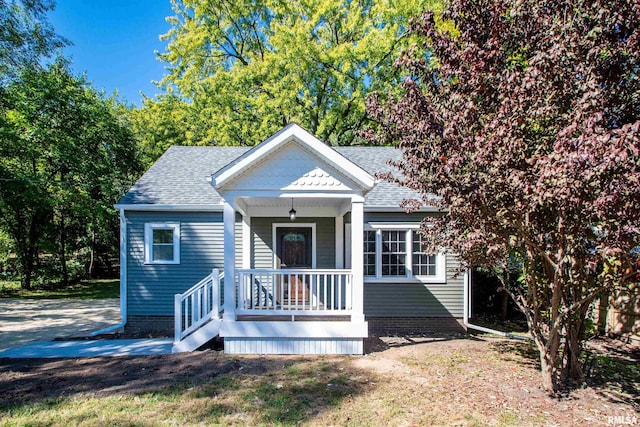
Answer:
[[242, 214, 251, 269], [223, 200, 236, 320], [350, 197, 365, 322], [335, 215, 344, 269]]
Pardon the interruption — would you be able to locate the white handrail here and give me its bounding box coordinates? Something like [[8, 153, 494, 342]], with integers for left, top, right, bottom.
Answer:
[[174, 268, 223, 343], [236, 269, 353, 316]]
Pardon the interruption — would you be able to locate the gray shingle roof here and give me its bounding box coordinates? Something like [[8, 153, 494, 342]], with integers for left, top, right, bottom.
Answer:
[[334, 147, 421, 209], [118, 146, 250, 206], [118, 145, 421, 208]]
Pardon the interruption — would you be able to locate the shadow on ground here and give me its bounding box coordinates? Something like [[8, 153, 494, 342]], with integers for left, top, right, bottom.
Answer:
[[364, 332, 483, 355], [0, 349, 374, 426], [490, 336, 640, 408]]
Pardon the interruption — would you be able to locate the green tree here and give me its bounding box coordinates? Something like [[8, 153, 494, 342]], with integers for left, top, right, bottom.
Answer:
[[154, 0, 441, 148], [366, 0, 639, 394], [0, 61, 141, 288], [0, 0, 67, 81], [130, 94, 204, 167]]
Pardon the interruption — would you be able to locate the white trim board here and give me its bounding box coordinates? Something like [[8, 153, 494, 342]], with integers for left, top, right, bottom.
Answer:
[[114, 204, 223, 212]]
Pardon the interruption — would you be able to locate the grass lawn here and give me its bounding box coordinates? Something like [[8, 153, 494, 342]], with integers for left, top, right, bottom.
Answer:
[[0, 336, 637, 426], [0, 279, 119, 299]]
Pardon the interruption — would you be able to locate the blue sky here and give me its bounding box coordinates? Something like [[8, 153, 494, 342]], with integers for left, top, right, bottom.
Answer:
[[49, 1, 175, 107]]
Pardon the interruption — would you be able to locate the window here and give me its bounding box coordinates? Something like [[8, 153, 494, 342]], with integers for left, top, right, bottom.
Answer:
[[144, 223, 180, 264], [364, 225, 445, 283], [364, 230, 376, 276], [412, 231, 437, 276], [381, 230, 406, 276]]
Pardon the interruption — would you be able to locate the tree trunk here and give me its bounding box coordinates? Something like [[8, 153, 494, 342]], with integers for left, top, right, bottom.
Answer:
[[562, 328, 584, 384], [597, 291, 609, 335], [88, 226, 95, 279], [539, 352, 557, 394], [532, 324, 561, 395], [21, 215, 40, 290], [501, 289, 509, 321], [561, 301, 592, 384], [21, 259, 33, 290], [60, 210, 68, 286]]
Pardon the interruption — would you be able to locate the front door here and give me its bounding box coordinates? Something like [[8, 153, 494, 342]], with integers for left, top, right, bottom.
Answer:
[[275, 227, 312, 303], [276, 227, 312, 269]]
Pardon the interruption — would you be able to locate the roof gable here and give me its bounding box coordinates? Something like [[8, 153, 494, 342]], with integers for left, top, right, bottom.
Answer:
[[212, 124, 375, 191], [116, 137, 427, 211]]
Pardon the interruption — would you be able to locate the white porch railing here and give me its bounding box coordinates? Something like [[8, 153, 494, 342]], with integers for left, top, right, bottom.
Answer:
[[174, 268, 223, 342], [236, 269, 353, 315]]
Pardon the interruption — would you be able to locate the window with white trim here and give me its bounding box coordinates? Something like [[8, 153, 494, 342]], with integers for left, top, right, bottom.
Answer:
[[412, 231, 438, 276], [381, 230, 406, 276], [364, 225, 446, 283], [144, 222, 180, 264], [364, 230, 376, 276]]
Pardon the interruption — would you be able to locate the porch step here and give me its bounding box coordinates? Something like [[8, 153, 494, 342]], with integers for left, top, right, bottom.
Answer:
[[172, 318, 222, 353]]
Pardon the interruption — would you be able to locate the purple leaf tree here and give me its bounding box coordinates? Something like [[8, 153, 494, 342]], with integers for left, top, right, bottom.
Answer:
[[366, 0, 640, 394]]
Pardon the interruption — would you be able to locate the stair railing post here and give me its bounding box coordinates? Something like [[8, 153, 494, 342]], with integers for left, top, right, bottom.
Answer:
[[211, 268, 220, 319], [174, 293, 183, 343]]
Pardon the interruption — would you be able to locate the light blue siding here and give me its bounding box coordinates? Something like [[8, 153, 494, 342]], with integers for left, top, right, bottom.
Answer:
[[363, 254, 464, 317], [125, 210, 463, 319], [363, 212, 464, 318], [126, 211, 229, 316]]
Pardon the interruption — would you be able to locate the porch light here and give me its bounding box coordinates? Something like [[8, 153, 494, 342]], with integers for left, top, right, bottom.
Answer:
[[289, 198, 297, 221]]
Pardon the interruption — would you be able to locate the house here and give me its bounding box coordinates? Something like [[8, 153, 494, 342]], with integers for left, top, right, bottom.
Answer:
[[114, 124, 467, 355]]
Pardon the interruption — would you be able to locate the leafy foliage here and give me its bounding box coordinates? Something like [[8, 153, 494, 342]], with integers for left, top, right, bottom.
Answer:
[[0, 0, 68, 82], [0, 61, 141, 288], [147, 0, 443, 149], [129, 94, 203, 167], [366, 0, 640, 393]]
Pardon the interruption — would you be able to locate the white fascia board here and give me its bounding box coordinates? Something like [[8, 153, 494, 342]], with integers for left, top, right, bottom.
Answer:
[[224, 190, 362, 199], [212, 124, 375, 190], [363, 206, 443, 213], [366, 222, 421, 229], [114, 204, 223, 212]]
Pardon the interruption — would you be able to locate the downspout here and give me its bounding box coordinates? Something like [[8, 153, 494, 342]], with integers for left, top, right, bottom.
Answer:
[[463, 269, 531, 341], [90, 208, 127, 336]]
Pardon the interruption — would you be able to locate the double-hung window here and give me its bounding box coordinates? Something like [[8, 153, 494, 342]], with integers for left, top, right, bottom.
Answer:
[[144, 223, 180, 264], [364, 224, 445, 283]]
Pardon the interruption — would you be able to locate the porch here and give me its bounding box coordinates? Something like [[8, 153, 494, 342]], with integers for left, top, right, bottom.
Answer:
[[171, 193, 370, 354], [174, 124, 375, 354], [173, 265, 367, 354]]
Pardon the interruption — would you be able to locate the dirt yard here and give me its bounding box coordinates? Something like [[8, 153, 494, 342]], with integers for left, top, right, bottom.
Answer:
[[0, 334, 638, 426]]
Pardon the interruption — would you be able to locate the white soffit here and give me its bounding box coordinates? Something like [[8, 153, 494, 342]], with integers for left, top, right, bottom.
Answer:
[[212, 124, 375, 191]]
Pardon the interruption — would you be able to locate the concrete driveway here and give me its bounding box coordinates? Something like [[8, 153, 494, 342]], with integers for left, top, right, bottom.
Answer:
[[0, 298, 120, 351]]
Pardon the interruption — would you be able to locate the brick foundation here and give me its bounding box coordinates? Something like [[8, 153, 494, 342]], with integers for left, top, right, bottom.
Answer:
[[125, 315, 466, 338], [366, 317, 466, 336], [125, 315, 173, 337]]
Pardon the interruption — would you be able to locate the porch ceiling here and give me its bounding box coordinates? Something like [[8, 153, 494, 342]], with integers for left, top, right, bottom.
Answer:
[[238, 196, 349, 217]]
